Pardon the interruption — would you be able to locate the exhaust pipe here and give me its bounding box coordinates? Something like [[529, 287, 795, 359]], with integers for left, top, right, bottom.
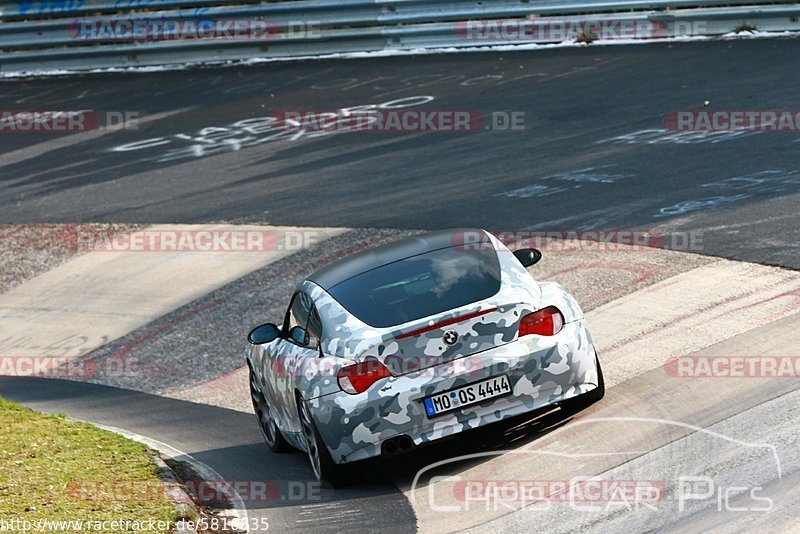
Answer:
[[382, 435, 414, 456], [397, 435, 413, 451], [382, 438, 398, 455]]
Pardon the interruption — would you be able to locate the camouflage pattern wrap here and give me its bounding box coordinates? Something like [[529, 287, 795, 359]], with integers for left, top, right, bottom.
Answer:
[[246, 229, 600, 464], [307, 316, 598, 463], [298, 232, 543, 378]]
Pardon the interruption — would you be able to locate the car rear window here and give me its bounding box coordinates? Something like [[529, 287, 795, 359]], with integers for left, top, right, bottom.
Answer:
[[328, 246, 501, 328]]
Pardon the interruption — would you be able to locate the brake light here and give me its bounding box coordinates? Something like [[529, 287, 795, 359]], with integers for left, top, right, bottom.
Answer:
[[337, 360, 392, 395], [519, 306, 565, 337]]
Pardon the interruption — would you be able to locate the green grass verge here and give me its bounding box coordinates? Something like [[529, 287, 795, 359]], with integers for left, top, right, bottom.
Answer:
[[0, 396, 174, 532]]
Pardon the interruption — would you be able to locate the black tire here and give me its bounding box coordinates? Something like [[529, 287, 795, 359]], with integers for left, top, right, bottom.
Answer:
[[297, 397, 348, 487], [562, 353, 605, 412], [249, 368, 291, 452]]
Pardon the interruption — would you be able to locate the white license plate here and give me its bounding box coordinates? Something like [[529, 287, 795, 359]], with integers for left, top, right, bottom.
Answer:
[[423, 375, 512, 417]]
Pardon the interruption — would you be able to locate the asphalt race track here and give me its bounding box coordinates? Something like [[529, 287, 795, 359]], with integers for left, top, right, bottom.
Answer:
[[1, 38, 800, 267], [2, 36, 800, 533]]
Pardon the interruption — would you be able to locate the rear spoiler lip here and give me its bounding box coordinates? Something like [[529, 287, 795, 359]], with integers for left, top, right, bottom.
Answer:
[[390, 300, 534, 339], [387, 299, 539, 340], [394, 307, 499, 339]]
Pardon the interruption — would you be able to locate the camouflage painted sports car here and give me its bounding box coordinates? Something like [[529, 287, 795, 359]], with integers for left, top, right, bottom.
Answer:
[[246, 229, 604, 484]]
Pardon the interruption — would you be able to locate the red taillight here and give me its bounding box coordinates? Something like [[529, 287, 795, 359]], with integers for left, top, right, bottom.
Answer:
[[337, 360, 392, 395], [519, 306, 565, 337]]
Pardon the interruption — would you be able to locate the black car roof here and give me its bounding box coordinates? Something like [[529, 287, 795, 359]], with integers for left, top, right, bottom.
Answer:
[[307, 228, 490, 290]]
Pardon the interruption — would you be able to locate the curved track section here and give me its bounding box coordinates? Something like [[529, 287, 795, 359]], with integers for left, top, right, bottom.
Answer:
[[2, 36, 800, 534]]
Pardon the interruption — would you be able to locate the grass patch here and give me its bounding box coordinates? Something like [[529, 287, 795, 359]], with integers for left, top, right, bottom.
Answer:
[[0, 397, 174, 532], [733, 23, 757, 33], [575, 29, 599, 44]]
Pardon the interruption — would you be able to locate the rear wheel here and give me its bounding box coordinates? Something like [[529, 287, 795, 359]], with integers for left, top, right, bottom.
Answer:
[[562, 353, 605, 412], [249, 368, 290, 452], [298, 398, 348, 487]]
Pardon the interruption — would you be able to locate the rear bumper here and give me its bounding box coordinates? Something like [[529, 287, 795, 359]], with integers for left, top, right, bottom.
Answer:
[[307, 318, 599, 464]]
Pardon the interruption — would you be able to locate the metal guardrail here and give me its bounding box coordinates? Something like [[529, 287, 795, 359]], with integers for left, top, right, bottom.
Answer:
[[1, 0, 799, 75]]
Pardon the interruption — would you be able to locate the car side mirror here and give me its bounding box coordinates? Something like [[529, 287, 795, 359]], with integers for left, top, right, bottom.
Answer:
[[513, 248, 542, 267], [288, 326, 319, 349], [247, 323, 280, 345]]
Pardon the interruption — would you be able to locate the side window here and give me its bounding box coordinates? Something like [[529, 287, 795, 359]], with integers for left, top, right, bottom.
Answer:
[[307, 304, 323, 343], [285, 292, 312, 334]]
